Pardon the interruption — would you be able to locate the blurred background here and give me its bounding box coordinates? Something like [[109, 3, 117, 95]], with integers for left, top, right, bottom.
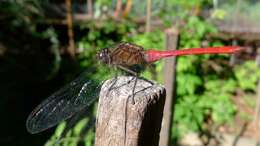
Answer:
[[0, 0, 260, 146]]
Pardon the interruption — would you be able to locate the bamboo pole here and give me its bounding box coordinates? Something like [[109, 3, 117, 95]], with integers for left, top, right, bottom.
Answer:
[[254, 48, 260, 134], [122, 0, 132, 18], [114, 0, 122, 19], [87, 0, 93, 18], [145, 0, 152, 33], [229, 40, 238, 66], [95, 76, 166, 146], [65, 0, 75, 57]]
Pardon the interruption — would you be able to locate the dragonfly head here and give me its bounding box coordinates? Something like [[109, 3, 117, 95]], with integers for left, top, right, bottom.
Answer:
[[96, 48, 111, 64]]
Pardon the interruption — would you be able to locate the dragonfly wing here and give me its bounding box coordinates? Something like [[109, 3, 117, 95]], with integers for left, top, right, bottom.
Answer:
[[109, 42, 146, 67], [26, 75, 101, 134]]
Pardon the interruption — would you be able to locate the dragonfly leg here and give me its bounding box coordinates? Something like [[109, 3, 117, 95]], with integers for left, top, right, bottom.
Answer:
[[117, 65, 139, 104], [108, 71, 118, 91], [131, 76, 138, 104], [117, 65, 137, 76]]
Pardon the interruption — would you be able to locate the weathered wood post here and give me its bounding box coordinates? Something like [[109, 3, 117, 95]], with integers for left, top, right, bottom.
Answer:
[[254, 47, 260, 129], [229, 40, 238, 66], [65, 0, 75, 57], [87, 0, 93, 18], [159, 28, 179, 146], [95, 76, 166, 146], [145, 0, 152, 33]]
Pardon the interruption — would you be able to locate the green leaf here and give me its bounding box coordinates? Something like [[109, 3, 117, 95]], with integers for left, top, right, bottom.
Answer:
[[234, 61, 260, 91]]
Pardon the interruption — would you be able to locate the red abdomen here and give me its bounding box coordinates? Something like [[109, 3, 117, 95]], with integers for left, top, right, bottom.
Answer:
[[144, 46, 242, 63]]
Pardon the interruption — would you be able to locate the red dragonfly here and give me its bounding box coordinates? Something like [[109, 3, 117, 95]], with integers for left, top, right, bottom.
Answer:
[[26, 42, 242, 134], [96, 42, 241, 72]]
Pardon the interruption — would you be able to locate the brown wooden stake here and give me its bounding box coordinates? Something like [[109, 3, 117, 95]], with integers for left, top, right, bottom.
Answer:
[[65, 0, 75, 57], [114, 0, 122, 19], [87, 0, 93, 18], [254, 48, 260, 133], [229, 40, 238, 66], [145, 0, 151, 33], [95, 76, 166, 146], [159, 28, 179, 146], [122, 0, 133, 18]]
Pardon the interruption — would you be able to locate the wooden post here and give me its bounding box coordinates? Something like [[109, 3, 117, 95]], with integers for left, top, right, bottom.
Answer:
[[95, 76, 166, 146], [159, 28, 179, 146], [145, 0, 151, 33], [229, 40, 238, 66], [87, 0, 93, 18], [122, 0, 133, 18], [114, 0, 122, 19], [65, 0, 75, 57], [254, 48, 260, 131]]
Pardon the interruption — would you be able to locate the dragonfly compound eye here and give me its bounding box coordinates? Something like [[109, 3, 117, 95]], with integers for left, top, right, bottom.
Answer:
[[96, 48, 111, 64]]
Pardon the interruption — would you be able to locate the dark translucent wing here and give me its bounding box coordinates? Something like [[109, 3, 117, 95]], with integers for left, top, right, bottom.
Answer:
[[26, 74, 101, 134]]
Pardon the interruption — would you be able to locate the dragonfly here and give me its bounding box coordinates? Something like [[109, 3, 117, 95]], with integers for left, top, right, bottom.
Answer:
[[26, 42, 242, 134]]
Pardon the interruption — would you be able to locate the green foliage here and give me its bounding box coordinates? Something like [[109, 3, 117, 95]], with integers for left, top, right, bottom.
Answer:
[[77, 19, 137, 82], [39, 1, 258, 146], [242, 94, 256, 109], [218, 0, 260, 24], [123, 30, 164, 49], [172, 16, 237, 139], [170, 15, 259, 141], [45, 19, 136, 146], [2, 1, 258, 146], [0, 0, 44, 30], [234, 61, 260, 91], [45, 118, 95, 146], [123, 30, 165, 81], [0, 0, 61, 81], [46, 15, 257, 146]]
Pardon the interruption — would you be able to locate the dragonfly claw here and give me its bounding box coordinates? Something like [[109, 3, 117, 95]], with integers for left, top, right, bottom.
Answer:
[[128, 94, 136, 105]]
